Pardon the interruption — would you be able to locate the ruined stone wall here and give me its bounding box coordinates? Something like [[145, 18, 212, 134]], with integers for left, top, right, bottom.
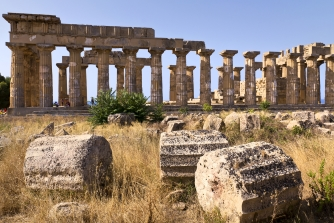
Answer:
[[240, 78, 266, 100]]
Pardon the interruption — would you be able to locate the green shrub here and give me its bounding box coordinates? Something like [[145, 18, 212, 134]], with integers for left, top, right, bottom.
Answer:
[[307, 160, 334, 212], [148, 103, 165, 122], [202, 103, 212, 112], [88, 89, 149, 125], [0, 73, 10, 109], [204, 207, 226, 223], [178, 106, 188, 115], [259, 100, 270, 110], [292, 125, 304, 135]]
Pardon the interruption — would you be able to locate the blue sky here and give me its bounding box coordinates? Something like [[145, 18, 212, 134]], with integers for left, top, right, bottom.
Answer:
[[1, 0, 333, 102]]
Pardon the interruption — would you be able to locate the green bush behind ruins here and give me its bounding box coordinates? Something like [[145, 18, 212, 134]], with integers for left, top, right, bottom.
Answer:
[[0, 73, 10, 108]]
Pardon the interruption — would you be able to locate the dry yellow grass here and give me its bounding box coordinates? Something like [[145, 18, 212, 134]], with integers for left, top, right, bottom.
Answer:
[[0, 113, 333, 222]]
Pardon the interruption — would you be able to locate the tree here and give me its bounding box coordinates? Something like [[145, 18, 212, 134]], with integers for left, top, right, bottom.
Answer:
[[0, 73, 10, 108]]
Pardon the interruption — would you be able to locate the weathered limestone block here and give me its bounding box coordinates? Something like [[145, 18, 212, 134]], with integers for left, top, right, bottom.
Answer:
[[166, 120, 185, 132], [287, 120, 313, 130], [316, 127, 331, 134], [24, 135, 112, 190], [161, 116, 178, 125], [315, 111, 333, 123], [239, 114, 260, 132], [49, 202, 89, 222], [55, 128, 69, 136], [160, 130, 229, 179], [203, 114, 223, 131], [292, 111, 315, 123], [195, 141, 303, 223], [224, 112, 240, 126], [323, 122, 334, 130], [40, 122, 54, 135], [275, 112, 291, 121], [108, 113, 135, 126]]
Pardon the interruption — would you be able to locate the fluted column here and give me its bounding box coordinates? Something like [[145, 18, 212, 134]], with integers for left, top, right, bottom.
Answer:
[[233, 67, 243, 96], [56, 63, 68, 106], [149, 47, 165, 105], [67, 45, 83, 107], [186, 66, 196, 100], [217, 66, 224, 90], [168, 65, 176, 101], [30, 53, 39, 107], [286, 53, 301, 104], [263, 52, 280, 105], [136, 65, 144, 94], [95, 47, 111, 93], [123, 47, 138, 93], [325, 55, 334, 105], [37, 44, 55, 107], [115, 65, 125, 92], [6, 43, 26, 108], [220, 50, 238, 105], [173, 48, 190, 106], [305, 54, 319, 104], [81, 64, 88, 105], [23, 49, 33, 107], [243, 51, 260, 105], [297, 57, 306, 103], [198, 49, 215, 105], [316, 57, 324, 103]]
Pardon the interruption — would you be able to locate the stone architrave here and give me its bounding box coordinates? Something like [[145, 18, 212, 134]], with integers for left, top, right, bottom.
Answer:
[[305, 54, 319, 104], [81, 64, 88, 105], [115, 65, 125, 92], [23, 49, 33, 107], [6, 42, 26, 108], [217, 66, 224, 91], [264, 52, 280, 105], [95, 46, 112, 93], [67, 45, 83, 107], [198, 49, 215, 105], [56, 63, 68, 106], [136, 65, 144, 94], [123, 47, 139, 93], [173, 48, 190, 106], [168, 65, 177, 101], [186, 66, 196, 100], [316, 56, 325, 103], [297, 57, 306, 103], [37, 44, 55, 107], [30, 53, 39, 107], [233, 67, 243, 96], [243, 51, 260, 105], [220, 50, 238, 106], [286, 53, 301, 104], [325, 54, 334, 105], [149, 47, 165, 105]]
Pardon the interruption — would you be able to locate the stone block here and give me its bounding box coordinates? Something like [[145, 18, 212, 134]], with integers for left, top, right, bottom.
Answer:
[[292, 111, 315, 123], [203, 114, 223, 131], [286, 120, 302, 130], [161, 116, 179, 125], [40, 122, 54, 136], [160, 130, 229, 179], [24, 135, 112, 190], [108, 113, 135, 126], [323, 122, 334, 130], [239, 114, 260, 132], [315, 111, 333, 123], [49, 202, 89, 222], [275, 112, 291, 121], [166, 120, 185, 132], [316, 127, 331, 134], [224, 112, 240, 126], [195, 141, 303, 223]]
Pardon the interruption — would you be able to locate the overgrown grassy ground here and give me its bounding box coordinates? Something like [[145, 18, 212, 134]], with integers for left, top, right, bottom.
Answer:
[[0, 111, 333, 222]]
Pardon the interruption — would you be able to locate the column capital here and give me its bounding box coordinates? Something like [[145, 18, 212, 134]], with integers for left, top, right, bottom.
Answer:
[[286, 53, 302, 60], [168, 65, 176, 71], [115, 64, 125, 69], [216, 66, 224, 71], [304, 54, 319, 61], [6, 42, 26, 50], [219, 50, 238, 58], [173, 48, 190, 56], [81, 64, 89, 69], [325, 54, 334, 61], [243, 51, 260, 59], [66, 44, 83, 52], [186, 66, 196, 71], [263, 51, 280, 58], [197, 48, 215, 56], [136, 64, 145, 70], [233, 67, 244, 72], [148, 47, 165, 55], [56, 63, 69, 69], [123, 46, 139, 55], [36, 43, 55, 51]]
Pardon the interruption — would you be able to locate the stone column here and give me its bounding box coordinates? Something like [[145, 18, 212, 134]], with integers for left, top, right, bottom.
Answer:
[[30, 53, 39, 107], [23, 49, 33, 107], [173, 48, 190, 106], [56, 63, 68, 106], [281, 64, 287, 78], [115, 65, 125, 92], [316, 56, 324, 103], [263, 52, 280, 105], [325, 55, 334, 105], [67, 45, 83, 107], [168, 65, 177, 101], [297, 57, 306, 103], [305, 54, 319, 104], [233, 67, 243, 96], [243, 51, 260, 105], [149, 47, 165, 105], [136, 65, 144, 94], [198, 49, 215, 105], [6, 43, 26, 108], [123, 47, 138, 93], [95, 47, 111, 93], [286, 53, 301, 105], [220, 50, 238, 105], [217, 66, 224, 90], [81, 64, 88, 105], [37, 44, 55, 107], [186, 66, 196, 100]]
